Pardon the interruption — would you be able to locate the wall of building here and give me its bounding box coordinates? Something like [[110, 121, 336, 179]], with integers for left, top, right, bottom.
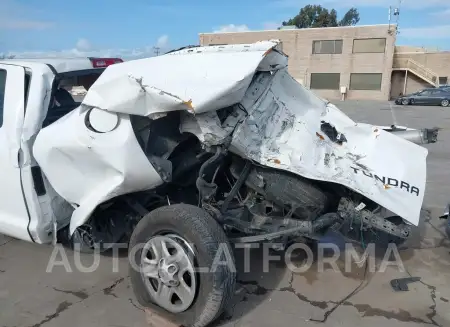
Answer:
[[391, 71, 405, 98], [395, 46, 429, 53], [405, 73, 431, 94], [200, 25, 396, 101], [394, 51, 450, 85], [390, 71, 430, 98]]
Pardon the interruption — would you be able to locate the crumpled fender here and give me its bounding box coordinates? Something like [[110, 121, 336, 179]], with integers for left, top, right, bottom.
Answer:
[[33, 108, 163, 235], [232, 70, 427, 225]]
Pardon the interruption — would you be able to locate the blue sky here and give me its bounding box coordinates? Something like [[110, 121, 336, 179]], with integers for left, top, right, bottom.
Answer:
[[1, 0, 450, 58]]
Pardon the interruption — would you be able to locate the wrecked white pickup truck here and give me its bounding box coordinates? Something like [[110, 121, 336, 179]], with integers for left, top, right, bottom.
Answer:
[[0, 41, 439, 327]]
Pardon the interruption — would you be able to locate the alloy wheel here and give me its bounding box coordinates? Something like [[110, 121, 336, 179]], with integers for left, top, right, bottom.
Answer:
[[140, 234, 197, 313]]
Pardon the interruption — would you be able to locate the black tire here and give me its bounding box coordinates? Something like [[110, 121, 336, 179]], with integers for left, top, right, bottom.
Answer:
[[441, 99, 449, 107], [129, 204, 236, 327]]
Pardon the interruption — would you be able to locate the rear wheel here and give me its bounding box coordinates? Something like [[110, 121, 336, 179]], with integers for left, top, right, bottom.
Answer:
[[441, 99, 449, 107], [129, 204, 236, 327]]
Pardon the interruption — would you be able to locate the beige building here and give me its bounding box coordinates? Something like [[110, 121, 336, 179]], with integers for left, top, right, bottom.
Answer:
[[199, 25, 450, 101], [392, 49, 450, 98]]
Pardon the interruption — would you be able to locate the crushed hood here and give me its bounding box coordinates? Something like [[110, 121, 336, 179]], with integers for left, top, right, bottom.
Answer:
[[82, 41, 287, 117]]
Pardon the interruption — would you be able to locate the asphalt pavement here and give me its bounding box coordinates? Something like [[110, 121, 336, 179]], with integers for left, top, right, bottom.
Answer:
[[1, 100, 450, 327]]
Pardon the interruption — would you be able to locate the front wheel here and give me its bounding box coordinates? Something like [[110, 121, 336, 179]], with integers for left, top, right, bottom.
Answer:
[[441, 99, 449, 107], [402, 98, 410, 105], [129, 204, 236, 327]]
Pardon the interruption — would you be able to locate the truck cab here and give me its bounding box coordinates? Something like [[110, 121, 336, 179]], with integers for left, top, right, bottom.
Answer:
[[0, 57, 122, 244]]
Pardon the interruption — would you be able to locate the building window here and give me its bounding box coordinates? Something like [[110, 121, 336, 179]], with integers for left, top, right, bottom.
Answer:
[[0, 69, 6, 127], [353, 38, 386, 53], [310, 73, 340, 90], [350, 73, 382, 90], [439, 77, 448, 85], [312, 40, 343, 54]]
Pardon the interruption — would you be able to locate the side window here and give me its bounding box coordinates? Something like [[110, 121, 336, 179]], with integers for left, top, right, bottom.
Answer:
[[0, 69, 6, 128]]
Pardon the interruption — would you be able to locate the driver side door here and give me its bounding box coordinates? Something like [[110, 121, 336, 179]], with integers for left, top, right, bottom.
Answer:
[[0, 64, 34, 241]]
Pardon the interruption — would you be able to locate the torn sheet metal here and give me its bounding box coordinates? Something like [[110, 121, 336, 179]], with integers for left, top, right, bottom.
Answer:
[[227, 69, 427, 226], [82, 41, 287, 116]]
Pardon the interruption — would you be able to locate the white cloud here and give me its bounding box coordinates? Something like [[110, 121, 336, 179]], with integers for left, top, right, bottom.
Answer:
[[5, 34, 174, 59], [76, 38, 91, 51], [0, 0, 54, 30], [213, 24, 250, 33], [6, 47, 154, 60], [431, 8, 450, 18], [156, 35, 169, 48], [263, 21, 281, 30], [400, 25, 450, 39], [0, 19, 54, 30]]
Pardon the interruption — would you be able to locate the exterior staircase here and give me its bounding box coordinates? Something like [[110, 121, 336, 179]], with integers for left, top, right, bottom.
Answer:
[[392, 56, 439, 87]]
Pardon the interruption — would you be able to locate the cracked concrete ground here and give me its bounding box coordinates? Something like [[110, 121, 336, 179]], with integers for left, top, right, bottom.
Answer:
[[1, 100, 450, 327]]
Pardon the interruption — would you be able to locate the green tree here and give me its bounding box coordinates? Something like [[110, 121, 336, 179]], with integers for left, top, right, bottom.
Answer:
[[282, 5, 360, 28]]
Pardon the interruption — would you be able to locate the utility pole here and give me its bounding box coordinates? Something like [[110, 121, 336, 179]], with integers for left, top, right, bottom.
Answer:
[[153, 46, 161, 56], [388, 0, 402, 35]]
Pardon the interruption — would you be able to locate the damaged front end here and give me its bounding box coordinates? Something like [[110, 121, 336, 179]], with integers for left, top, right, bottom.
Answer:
[[33, 40, 431, 248]]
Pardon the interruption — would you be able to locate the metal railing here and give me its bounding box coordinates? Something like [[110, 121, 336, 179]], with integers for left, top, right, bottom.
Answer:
[[393, 57, 438, 86]]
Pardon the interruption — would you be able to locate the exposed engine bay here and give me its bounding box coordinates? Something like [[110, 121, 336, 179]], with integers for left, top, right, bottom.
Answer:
[[122, 111, 414, 249], [32, 40, 434, 249]]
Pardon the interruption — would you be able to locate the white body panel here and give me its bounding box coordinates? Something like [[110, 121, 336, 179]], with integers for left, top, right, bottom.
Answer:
[[0, 62, 60, 242], [0, 64, 32, 241], [55, 40, 424, 227], [0, 43, 428, 244], [82, 42, 287, 117], [231, 70, 426, 225], [33, 108, 163, 235]]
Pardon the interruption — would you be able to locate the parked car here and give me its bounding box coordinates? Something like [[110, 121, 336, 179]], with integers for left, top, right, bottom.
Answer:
[[0, 42, 439, 327], [395, 88, 450, 107]]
